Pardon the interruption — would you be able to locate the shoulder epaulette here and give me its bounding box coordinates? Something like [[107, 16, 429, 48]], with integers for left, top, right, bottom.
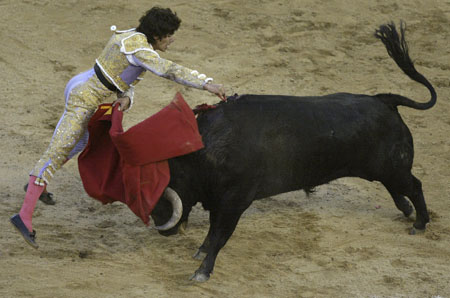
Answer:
[[120, 33, 159, 56]]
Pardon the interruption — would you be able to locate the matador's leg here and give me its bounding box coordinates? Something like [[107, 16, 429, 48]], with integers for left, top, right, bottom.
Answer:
[[30, 104, 95, 185], [12, 70, 112, 247]]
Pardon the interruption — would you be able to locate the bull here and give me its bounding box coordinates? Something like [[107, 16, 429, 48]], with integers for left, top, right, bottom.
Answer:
[[150, 22, 436, 282]]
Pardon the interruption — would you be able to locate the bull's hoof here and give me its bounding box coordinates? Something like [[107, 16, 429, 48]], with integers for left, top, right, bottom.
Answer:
[[192, 250, 207, 261], [413, 221, 427, 230], [409, 226, 426, 235], [189, 271, 210, 282]]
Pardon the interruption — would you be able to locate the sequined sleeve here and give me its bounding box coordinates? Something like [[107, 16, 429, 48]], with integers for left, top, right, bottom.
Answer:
[[132, 51, 213, 89]]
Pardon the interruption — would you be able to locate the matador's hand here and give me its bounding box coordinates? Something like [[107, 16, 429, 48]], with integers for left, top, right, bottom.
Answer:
[[113, 96, 131, 111], [204, 83, 227, 101]]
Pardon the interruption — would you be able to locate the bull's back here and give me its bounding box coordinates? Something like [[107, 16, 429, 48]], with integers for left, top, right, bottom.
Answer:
[[196, 94, 413, 197]]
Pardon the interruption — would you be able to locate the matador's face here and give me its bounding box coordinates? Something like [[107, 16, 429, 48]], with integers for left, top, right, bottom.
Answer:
[[152, 35, 175, 52]]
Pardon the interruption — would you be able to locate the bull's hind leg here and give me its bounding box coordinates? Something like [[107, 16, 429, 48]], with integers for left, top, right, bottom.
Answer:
[[382, 184, 414, 217], [383, 173, 429, 230], [408, 175, 430, 229]]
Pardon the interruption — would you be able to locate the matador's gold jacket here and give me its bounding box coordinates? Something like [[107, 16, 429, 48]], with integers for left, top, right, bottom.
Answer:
[[96, 27, 213, 93], [31, 27, 215, 186]]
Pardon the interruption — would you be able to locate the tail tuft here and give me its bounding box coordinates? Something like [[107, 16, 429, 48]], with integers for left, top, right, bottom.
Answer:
[[374, 21, 436, 110], [375, 21, 416, 77]]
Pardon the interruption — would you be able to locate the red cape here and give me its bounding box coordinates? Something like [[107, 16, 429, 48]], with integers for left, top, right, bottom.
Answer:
[[78, 93, 204, 225]]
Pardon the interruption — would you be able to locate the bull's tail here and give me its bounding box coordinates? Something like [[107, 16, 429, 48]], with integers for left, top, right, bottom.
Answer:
[[374, 21, 436, 110]]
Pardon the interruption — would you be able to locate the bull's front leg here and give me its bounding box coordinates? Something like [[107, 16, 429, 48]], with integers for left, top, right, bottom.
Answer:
[[193, 211, 216, 260], [189, 207, 247, 282], [193, 235, 209, 260]]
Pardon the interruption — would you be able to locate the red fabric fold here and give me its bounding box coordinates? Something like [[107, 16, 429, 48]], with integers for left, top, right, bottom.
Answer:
[[78, 93, 204, 225]]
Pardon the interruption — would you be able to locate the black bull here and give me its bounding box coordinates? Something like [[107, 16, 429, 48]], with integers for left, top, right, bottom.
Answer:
[[150, 22, 436, 282]]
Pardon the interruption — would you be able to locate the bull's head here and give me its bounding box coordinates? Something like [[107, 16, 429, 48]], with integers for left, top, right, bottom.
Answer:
[[151, 187, 186, 236]]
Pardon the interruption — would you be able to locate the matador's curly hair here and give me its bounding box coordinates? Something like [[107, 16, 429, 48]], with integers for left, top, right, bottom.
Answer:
[[136, 7, 181, 44]]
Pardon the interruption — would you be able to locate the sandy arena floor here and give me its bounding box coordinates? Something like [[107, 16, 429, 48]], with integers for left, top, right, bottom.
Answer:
[[1, 0, 449, 297]]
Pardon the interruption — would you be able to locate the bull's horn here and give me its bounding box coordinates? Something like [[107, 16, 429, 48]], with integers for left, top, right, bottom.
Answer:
[[154, 187, 183, 231]]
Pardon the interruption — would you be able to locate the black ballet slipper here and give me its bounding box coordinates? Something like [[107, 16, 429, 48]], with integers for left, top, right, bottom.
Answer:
[[10, 214, 38, 249]]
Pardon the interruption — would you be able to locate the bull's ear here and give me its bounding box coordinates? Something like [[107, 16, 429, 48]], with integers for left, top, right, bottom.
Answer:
[[154, 187, 183, 231]]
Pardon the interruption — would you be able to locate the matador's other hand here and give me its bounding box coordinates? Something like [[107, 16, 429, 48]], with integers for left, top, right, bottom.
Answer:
[[113, 96, 131, 112]]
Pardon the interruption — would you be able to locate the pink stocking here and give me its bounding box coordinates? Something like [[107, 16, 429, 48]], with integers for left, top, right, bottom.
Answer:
[[19, 176, 45, 232]]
